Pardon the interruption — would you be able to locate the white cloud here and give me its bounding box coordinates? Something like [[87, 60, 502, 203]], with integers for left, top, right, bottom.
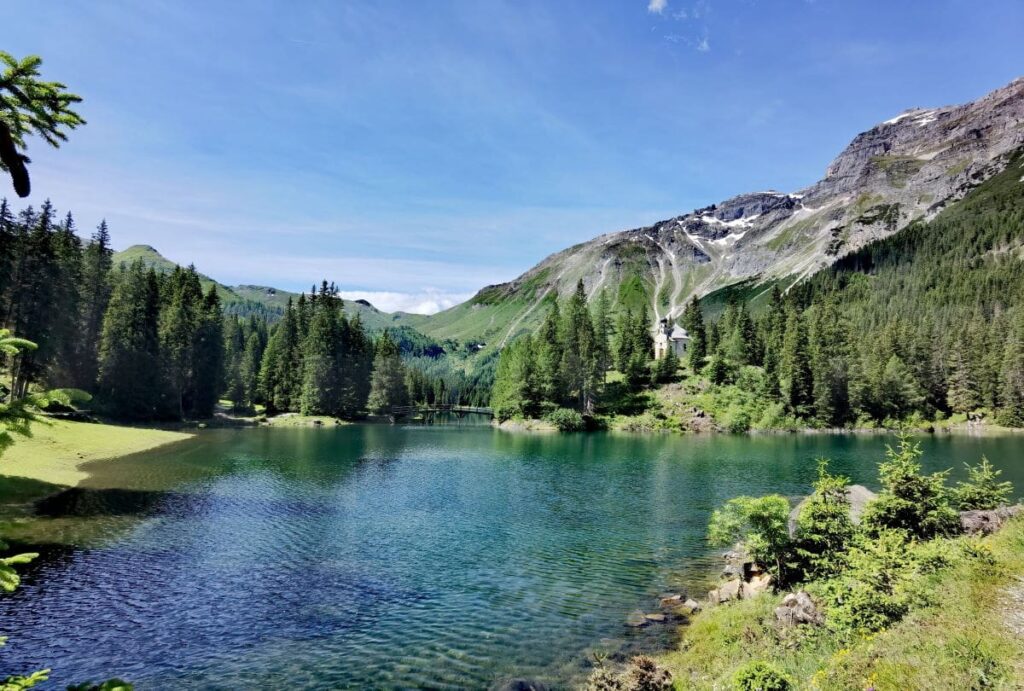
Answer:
[[696, 35, 711, 52], [647, 0, 668, 14], [338, 289, 471, 315]]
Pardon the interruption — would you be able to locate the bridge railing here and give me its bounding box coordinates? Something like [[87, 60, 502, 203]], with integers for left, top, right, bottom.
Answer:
[[389, 404, 493, 417]]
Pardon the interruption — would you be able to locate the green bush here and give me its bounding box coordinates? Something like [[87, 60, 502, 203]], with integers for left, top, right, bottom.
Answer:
[[819, 528, 925, 634], [546, 407, 586, 432], [793, 460, 855, 579], [861, 436, 960, 540], [731, 660, 792, 691], [953, 456, 1014, 510], [708, 494, 793, 582]]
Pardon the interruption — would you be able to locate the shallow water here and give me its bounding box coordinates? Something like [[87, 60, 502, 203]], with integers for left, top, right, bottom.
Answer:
[[1, 426, 1022, 689]]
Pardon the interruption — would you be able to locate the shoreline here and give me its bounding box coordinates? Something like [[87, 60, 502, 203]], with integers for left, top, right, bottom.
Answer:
[[5, 415, 1022, 489], [0, 418, 194, 488]]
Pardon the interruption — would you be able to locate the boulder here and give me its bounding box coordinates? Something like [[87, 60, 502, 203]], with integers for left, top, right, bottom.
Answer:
[[774, 591, 823, 627], [741, 573, 773, 599], [708, 578, 742, 604], [788, 484, 877, 537], [644, 612, 667, 623], [959, 504, 1024, 536], [681, 598, 701, 614]]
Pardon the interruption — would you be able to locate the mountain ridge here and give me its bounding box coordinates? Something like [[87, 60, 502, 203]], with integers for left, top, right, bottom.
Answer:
[[405, 76, 1024, 354]]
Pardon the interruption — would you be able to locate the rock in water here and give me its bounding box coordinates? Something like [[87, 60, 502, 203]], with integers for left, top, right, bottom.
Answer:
[[626, 609, 650, 627]]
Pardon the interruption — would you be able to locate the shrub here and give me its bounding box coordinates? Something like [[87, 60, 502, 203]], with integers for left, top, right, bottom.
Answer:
[[724, 405, 753, 433], [731, 661, 792, 691], [953, 456, 1014, 510], [794, 460, 855, 579], [860, 436, 959, 540], [708, 495, 793, 582], [819, 528, 925, 634], [546, 407, 585, 432]]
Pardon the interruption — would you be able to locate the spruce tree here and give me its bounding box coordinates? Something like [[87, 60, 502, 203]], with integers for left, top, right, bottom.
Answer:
[[240, 324, 267, 408], [301, 282, 344, 416], [77, 220, 113, 389], [681, 296, 707, 371], [591, 289, 613, 377], [997, 313, 1024, 427], [97, 262, 163, 419], [159, 266, 203, 419], [189, 285, 224, 418], [946, 339, 979, 414], [538, 300, 564, 403], [367, 333, 410, 414], [780, 309, 813, 418]]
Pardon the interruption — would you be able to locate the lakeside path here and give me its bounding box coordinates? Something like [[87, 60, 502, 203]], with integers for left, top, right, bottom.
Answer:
[[1, 419, 193, 487]]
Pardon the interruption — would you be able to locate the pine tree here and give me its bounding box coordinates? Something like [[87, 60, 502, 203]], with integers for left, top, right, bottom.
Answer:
[[653, 346, 679, 384], [240, 322, 267, 408], [259, 300, 296, 413], [997, 313, 1024, 427], [7, 201, 59, 398], [301, 282, 344, 416], [367, 333, 410, 414], [592, 289, 613, 377], [340, 310, 373, 417], [946, 339, 979, 414], [560, 280, 598, 412], [159, 266, 204, 419], [490, 335, 542, 420], [48, 211, 83, 387], [189, 285, 224, 418], [538, 300, 565, 404], [681, 296, 707, 371], [781, 309, 813, 418], [77, 220, 113, 389], [97, 262, 163, 419], [223, 317, 246, 408]]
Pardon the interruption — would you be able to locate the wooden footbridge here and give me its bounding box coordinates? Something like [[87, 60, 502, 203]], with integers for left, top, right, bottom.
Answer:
[[389, 404, 493, 420]]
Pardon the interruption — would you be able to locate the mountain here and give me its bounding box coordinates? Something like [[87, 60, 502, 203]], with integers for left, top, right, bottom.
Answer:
[[111, 245, 405, 332], [408, 77, 1024, 354]]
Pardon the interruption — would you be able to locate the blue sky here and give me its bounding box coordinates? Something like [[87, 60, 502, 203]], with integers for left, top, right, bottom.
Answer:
[[5, 0, 1023, 312]]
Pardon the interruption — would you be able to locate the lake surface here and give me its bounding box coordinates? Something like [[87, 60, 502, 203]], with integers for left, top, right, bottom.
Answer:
[[2, 426, 1023, 689]]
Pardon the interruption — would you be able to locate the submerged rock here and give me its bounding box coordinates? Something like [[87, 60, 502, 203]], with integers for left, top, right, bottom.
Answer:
[[626, 610, 650, 627]]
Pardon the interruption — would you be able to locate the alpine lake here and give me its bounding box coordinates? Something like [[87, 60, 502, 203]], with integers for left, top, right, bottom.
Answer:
[[2, 420, 1022, 689]]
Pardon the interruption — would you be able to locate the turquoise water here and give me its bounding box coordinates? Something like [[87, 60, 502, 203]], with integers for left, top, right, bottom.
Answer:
[[1, 426, 1022, 689]]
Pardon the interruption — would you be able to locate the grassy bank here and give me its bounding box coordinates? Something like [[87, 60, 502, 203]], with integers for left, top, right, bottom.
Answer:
[[0, 419, 192, 487], [657, 517, 1024, 690]]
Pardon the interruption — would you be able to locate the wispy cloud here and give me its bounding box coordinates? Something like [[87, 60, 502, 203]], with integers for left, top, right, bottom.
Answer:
[[696, 34, 711, 52], [647, 0, 668, 14]]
